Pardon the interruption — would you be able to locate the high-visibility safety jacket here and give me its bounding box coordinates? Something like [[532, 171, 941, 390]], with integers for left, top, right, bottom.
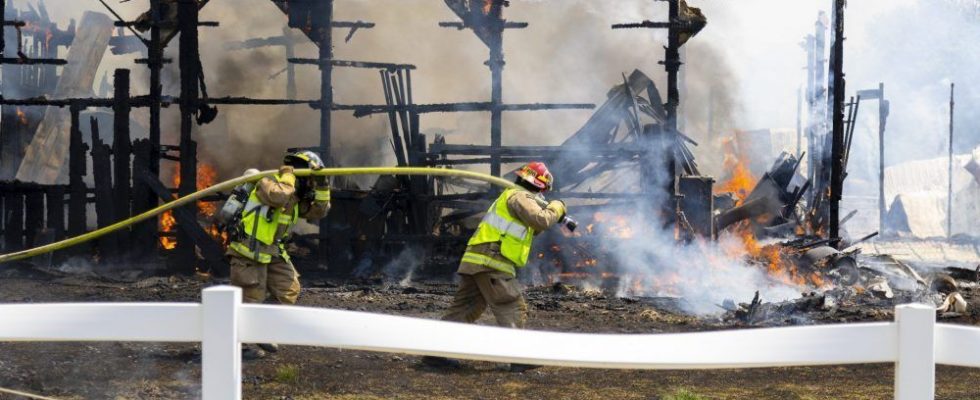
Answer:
[[462, 188, 535, 276], [229, 174, 300, 264]]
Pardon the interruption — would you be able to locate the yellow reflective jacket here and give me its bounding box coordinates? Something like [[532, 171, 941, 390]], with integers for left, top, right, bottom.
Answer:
[[229, 174, 300, 263], [462, 188, 535, 276]]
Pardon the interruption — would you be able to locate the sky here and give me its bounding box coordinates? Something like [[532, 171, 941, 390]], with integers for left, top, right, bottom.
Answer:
[[696, 0, 979, 169]]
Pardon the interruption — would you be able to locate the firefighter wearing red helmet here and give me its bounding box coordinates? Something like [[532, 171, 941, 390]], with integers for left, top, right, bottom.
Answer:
[[423, 161, 566, 372]]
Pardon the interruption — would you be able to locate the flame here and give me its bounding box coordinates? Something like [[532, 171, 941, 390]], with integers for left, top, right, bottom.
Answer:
[[15, 108, 27, 125], [592, 212, 634, 239], [714, 136, 757, 203], [160, 210, 177, 250], [159, 161, 228, 250], [197, 163, 219, 217]]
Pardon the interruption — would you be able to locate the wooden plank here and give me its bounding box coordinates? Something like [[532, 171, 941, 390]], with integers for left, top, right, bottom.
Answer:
[[16, 11, 113, 184]]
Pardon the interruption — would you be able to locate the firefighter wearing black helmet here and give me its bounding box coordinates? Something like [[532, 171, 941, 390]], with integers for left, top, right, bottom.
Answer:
[[227, 150, 331, 359]]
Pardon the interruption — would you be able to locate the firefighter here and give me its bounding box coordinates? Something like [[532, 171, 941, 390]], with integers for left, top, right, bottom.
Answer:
[[422, 161, 566, 372], [228, 150, 331, 359]]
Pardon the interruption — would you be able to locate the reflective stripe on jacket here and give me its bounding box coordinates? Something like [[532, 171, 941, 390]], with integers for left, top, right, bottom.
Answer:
[[464, 188, 535, 275], [229, 174, 300, 263]]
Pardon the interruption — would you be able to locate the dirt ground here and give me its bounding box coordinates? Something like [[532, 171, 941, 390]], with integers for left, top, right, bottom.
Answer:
[[2, 267, 980, 400]]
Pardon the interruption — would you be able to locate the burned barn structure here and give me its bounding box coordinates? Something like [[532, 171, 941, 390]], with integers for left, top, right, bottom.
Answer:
[[0, 0, 875, 287]]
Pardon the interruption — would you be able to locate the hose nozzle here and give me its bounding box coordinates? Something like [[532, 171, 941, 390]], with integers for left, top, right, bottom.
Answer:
[[559, 215, 578, 232]]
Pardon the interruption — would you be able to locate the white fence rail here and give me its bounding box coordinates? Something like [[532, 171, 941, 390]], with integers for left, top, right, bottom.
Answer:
[[0, 286, 975, 400]]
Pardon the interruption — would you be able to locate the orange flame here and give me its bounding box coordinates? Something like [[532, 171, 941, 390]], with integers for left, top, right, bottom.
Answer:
[[714, 137, 757, 203], [159, 161, 228, 250], [15, 108, 27, 125]]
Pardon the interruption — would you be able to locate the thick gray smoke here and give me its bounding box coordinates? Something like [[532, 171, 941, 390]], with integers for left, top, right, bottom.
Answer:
[[24, 0, 744, 180]]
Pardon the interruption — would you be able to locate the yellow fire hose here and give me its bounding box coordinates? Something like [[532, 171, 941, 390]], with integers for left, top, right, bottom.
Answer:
[[0, 167, 518, 264]]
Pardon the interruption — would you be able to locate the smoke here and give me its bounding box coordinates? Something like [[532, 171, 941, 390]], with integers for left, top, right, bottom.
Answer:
[[23, 0, 742, 181], [615, 228, 802, 315], [537, 138, 800, 315]]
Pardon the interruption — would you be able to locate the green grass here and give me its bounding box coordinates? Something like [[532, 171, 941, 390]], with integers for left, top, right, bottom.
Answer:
[[274, 364, 300, 384], [663, 388, 708, 400]]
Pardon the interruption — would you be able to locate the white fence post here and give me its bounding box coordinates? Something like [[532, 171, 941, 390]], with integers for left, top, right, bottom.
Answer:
[[894, 303, 935, 400], [202, 286, 242, 400]]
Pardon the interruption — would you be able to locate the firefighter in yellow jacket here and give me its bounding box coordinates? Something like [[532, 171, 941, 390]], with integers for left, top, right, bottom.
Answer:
[[423, 161, 566, 371], [228, 150, 331, 359]]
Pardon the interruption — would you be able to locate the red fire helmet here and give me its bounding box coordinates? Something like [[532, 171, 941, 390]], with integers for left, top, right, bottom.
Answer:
[[516, 161, 553, 191]]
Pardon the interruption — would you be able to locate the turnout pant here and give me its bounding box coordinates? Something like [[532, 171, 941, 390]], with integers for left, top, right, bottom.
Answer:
[[229, 255, 301, 304], [442, 271, 527, 328]]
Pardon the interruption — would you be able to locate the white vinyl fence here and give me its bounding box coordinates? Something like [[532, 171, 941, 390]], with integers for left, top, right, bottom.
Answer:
[[0, 285, 976, 400]]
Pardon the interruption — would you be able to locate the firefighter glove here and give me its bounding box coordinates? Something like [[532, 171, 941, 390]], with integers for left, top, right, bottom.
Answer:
[[278, 165, 297, 187], [546, 200, 566, 218]]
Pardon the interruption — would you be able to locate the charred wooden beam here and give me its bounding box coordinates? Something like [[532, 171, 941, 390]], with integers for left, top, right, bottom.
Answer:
[[113, 69, 132, 254], [317, 0, 335, 269], [345, 102, 593, 117], [146, 0, 166, 229], [90, 117, 119, 259], [200, 97, 315, 106], [0, 57, 66, 65], [427, 144, 645, 157], [176, 0, 201, 269], [487, 4, 504, 179], [67, 105, 88, 241], [289, 58, 416, 70], [828, 0, 846, 241], [137, 167, 229, 274]]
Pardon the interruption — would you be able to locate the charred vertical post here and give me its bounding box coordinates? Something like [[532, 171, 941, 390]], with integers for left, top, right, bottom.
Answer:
[[284, 27, 297, 100], [131, 138, 156, 254], [664, 0, 681, 133], [67, 104, 88, 240], [318, 0, 334, 163], [0, 0, 5, 55], [488, 2, 504, 178], [318, 0, 335, 268], [947, 82, 954, 239], [828, 0, 846, 240], [0, 1, 19, 180], [113, 68, 132, 253], [176, 0, 201, 269], [148, 0, 163, 177], [90, 117, 118, 258]]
